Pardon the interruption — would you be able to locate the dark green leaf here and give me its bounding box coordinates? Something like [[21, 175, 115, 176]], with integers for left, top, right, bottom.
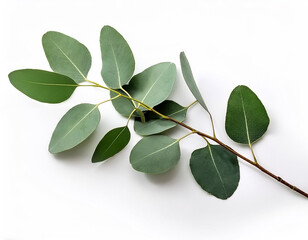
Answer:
[[130, 135, 180, 174], [42, 31, 91, 83], [92, 126, 130, 163], [180, 52, 210, 113], [190, 144, 240, 200], [49, 103, 100, 153], [225, 85, 270, 144], [100, 25, 135, 89], [134, 100, 187, 135], [8, 69, 77, 103], [127, 62, 176, 109]]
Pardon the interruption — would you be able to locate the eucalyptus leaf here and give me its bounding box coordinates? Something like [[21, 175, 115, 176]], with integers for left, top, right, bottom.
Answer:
[[49, 103, 100, 153], [92, 126, 130, 163], [8, 69, 77, 103], [42, 31, 91, 83], [225, 85, 270, 144], [100, 25, 135, 89], [127, 62, 176, 109], [180, 52, 210, 113], [110, 90, 138, 117], [134, 100, 187, 135], [130, 135, 180, 174], [190, 144, 240, 200]]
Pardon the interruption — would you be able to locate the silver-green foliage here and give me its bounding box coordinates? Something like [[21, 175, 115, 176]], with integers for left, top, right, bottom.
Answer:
[[8, 25, 274, 200]]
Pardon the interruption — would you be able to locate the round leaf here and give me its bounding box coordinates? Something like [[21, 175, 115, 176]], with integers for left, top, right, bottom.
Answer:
[[49, 103, 100, 153], [190, 144, 240, 200], [225, 85, 270, 144], [134, 100, 187, 135], [8, 69, 77, 103], [42, 31, 91, 83], [130, 135, 180, 174], [126, 62, 176, 108], [92, 126, 130, 163], [100, 25, 135, 89]]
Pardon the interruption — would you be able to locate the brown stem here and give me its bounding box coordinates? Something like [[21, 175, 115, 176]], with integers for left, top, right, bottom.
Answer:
[[167, 117, 308, 198]]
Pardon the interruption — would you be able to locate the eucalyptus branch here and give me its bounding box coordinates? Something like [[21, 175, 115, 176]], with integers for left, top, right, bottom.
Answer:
[[9, 25, 307, 200]]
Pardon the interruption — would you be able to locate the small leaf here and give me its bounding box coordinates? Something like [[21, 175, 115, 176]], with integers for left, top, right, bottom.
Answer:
[[110, 90, 137, 117], [180, 52, 210, 113], [134, 100, 187, 136], [49, 103, 100, 153], [42, 31, 91, 83], [127, 62, 176, 109], [190, 144, 240, 200], [92, 126, 130, 163], [225, 85, 270, 144], [100, 25, 135, 89], [130, 135, 180, 174], [8, 69, 77, 103]]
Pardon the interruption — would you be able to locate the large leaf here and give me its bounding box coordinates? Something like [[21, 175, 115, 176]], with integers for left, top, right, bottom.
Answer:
[[134, 100, 187, 136], [130, 135, 180, 174], [100, 25, 135, 89], [42, 31, 91, 83], [92, 126, 130, 163], [49, 103, 100, 153], [126, 62, 176, 109], [225, 85, 270, 144], [180, 52, 210, 113], [190, 144, 240, 200], [8, 69, 77, 103]]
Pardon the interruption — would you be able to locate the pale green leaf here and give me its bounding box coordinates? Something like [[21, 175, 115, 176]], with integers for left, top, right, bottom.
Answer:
[[100, 25, 135, 89], [190, 144, 240, 200], [127, 62, 176, 109], [180, 52, 209, 113], [42, 31, 91, 83], [49, 103, 100, 153], [130, 135, 180, 174]]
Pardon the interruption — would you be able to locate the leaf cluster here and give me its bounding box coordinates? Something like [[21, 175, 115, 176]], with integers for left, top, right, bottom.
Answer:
[[9, 26, 272, 200]]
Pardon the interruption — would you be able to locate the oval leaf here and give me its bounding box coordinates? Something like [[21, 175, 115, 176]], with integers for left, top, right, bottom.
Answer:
[[42, 31, 91, 83], [8, 69, 77, 103], [134, 100, 187, 136], [100, 25, 135, 89], [130, 135, 180, 174], [225, 85, 270, 144], [180, 52, 210, 113], [110, 89, 136, 117], [127, 62, 176, 109], [190, 144, 240, 200], [49, 103, 100, 153], [92, 126, 130, 163]]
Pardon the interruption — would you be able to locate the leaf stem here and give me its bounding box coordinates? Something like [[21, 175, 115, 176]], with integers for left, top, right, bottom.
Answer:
[[96, 94, 121, 107], [126, 109, 137, 126], [177, 131, 197, 142], [186, 100, 198, 109]]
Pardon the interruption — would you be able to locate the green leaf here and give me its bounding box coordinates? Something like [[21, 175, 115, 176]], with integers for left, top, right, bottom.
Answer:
[[92, 126, 130, 163], [130, 135, 180, 174], [127, 62, 176, 109], [49, 103, 100, 153], [8, 69, 77, 103], [100, 25, 135, 89], [190, 144, 240, 200], [180, 52, 210, 113], [225, 85, 270, 144], [110, 89, 137, 117], [134, 100, 187, 136], [42, 31, 91, 83]]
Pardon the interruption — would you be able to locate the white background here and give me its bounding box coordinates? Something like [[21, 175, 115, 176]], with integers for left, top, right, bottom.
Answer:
[[1, 0, 308, 239]]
